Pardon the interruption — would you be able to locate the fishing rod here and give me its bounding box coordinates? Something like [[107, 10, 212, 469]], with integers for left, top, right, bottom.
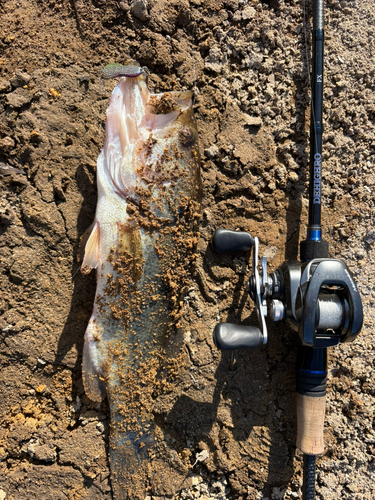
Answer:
[[211, 0, 363, 498]]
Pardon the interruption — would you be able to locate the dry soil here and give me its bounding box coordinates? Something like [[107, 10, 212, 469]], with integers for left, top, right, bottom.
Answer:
[[0, 0, 374, 499]]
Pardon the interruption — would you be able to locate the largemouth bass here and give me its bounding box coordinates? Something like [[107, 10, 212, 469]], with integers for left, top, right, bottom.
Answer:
[[80, 71, 201, 498]]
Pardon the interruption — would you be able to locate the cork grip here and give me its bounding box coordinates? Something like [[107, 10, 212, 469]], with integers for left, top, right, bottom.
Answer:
[[296, 393, 326, 455]]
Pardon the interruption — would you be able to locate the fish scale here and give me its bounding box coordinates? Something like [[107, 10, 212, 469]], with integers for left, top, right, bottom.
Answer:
[[81, 70, 202, 498]]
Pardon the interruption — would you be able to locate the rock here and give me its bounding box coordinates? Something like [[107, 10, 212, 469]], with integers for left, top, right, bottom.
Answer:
[[364, 230, 375, 245], [204, 145, 219, 158], [355, 248, 365, 259], [288, 171, 299, 182], [130, 0, 149, 21], [6, 88, 32, 108], [242, 114, 263, 127], [118, 1, 130, 11], [96, 422, 105, 433], [242, 6, 256, 20], [0, 78, 11, 93], [23, 440, 57, 463], [0, 136, 15, 152], [0, 489, 6, 500], [10, 70, 31, 88], [193, 449, 209, 465], [204, 46, 227, 73]]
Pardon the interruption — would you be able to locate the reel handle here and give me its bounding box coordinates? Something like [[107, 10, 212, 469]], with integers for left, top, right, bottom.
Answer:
[[212, 229, 254, 253], [212, 229, 268, 346], [213, 323, 263, 350]]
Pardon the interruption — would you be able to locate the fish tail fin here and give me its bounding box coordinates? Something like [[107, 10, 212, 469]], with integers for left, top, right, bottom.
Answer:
[[109, 444, 147, 500], [82, 320, 106, 402], [109, 429, 188, 499]]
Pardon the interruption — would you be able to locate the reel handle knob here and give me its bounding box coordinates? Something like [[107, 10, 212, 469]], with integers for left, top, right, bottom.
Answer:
[[213, 322, 263, 350], [212, 229, 254, 253]]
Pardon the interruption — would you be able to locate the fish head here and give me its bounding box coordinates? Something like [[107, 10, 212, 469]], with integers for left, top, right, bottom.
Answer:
[[101, 75, 202, 214]]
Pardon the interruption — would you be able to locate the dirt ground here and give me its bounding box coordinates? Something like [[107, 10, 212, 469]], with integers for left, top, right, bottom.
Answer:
[[0, 0, 374, 499]]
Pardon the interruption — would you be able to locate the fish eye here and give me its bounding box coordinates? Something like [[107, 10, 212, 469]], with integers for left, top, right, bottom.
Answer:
[[178, 126, 197, 146]]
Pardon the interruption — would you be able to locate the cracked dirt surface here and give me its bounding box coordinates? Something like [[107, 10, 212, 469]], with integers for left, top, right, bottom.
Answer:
[[0, 0, 374, 499]]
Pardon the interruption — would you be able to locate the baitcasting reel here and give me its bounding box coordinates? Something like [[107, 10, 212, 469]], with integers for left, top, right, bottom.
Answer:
[[212, 227, 363, 496], [212, 228, 362, 352]]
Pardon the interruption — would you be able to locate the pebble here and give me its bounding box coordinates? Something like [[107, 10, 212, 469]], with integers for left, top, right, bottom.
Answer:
[[130, 0, 149, 21], [25, 440, 56, 463], [96, 422, 105, 433], [288, 171, 299, 182], [0, 78, 11, 93], [242, 114, 263, 127], [355, 248, 365, 259], [364, 230, 375, 245], [118, 1, 130, 11], [204, 145, 219, 158], [0, 136, 15, 152], [6, 88, 32, 108], [193, 449, 209, 466], [242, 6, 256, 20], [0, 489, 6, 500], [10, 70, 31, 88]]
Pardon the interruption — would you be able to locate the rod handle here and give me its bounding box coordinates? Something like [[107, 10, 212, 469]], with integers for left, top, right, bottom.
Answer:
[[296, 393, 326, 455]]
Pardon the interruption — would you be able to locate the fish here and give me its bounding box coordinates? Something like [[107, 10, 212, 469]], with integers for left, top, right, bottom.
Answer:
[[80, 69, 202, 498]]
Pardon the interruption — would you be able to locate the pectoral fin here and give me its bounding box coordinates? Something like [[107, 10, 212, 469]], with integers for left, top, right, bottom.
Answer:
[[80, 221, 101, 274]]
